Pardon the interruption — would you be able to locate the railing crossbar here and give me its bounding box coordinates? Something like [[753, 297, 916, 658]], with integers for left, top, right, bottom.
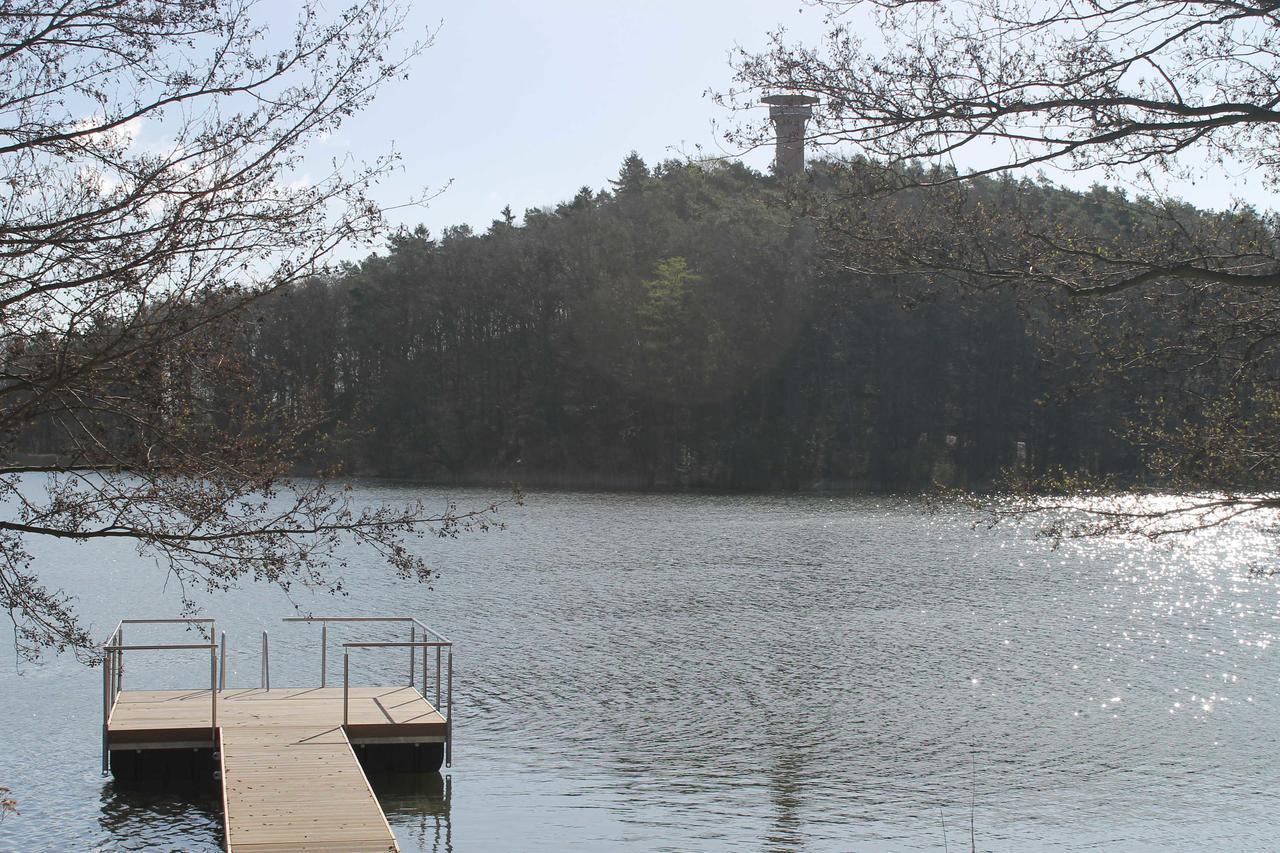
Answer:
[[120, 618, 215, 625], [103, 643, 216, 651], [282, 615, 451, 644], [341, 641, 451, 649]]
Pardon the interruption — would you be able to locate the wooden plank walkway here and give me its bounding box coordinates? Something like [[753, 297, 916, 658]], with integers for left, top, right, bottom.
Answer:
[[107, 687, 448, 851], [220, 724, 396, 853]]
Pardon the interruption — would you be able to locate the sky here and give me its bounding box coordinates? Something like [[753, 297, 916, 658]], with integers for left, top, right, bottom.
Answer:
[[310, 0, 828, 243], [298, 0, 1273, 254]]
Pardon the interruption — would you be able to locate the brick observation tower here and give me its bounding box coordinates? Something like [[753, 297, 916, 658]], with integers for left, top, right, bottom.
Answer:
[[763, 94, 819, 178]]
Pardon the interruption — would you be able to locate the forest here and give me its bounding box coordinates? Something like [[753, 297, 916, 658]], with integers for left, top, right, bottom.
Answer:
[[219, 154, 1201, 491], [14, 152, 1255, 493]]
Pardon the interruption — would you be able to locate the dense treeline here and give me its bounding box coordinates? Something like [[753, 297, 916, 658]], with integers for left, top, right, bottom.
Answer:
[[230, 155, 1159, 490]]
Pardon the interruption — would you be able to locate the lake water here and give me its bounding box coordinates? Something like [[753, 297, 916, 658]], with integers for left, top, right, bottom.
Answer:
[[2, 488, 1279, 851]]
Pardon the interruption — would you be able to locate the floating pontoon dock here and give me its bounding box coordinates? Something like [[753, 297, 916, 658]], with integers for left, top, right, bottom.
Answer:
[[100, 617, 453, 852]]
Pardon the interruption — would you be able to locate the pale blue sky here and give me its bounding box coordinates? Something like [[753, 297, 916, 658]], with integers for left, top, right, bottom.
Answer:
[[306, 1, 1270, 248], [320, 1, 828, 240]]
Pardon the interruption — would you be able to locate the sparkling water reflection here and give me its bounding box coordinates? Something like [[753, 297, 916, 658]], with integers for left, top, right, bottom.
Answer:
[[2, 489, 1279, 851]]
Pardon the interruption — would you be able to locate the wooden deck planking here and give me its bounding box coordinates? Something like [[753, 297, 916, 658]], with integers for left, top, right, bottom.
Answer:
[[108, 686, 446, 745], [220, 724, 397, 853]]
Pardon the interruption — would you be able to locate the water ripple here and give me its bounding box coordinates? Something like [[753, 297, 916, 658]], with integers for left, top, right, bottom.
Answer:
[[4, 491, 1280, 851]]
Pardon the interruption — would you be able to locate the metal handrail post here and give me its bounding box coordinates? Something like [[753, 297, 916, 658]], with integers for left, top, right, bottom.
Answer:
[[343, 652, 350, 726], [101, 647, 111, 775], [115, 626, 123, 694], [210, 644, 218, 742], [261, 631, 269, 690], [320, 622, 327, 688], [446, 649, 453, 767], [409, 624, 416, 686], [219, 632, 227, 691], [435, 646, 442, 710]]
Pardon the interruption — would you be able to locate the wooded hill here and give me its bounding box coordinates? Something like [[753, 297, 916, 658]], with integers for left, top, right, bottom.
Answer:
[[232, 154, 1177, 491]]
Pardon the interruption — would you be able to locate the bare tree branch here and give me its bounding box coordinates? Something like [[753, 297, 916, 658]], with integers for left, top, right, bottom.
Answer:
[[0, 1, 504, 662]]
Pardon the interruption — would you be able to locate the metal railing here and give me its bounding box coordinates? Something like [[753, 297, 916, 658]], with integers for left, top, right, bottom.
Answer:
[[100, 615, 454, 773], [280, 615, 449, 697], [101, 618, 218, 775], [283, 616, 454, 767]]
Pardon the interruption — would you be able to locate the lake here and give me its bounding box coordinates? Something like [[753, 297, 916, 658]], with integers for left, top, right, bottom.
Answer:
[[2, 487, 1279, 851]]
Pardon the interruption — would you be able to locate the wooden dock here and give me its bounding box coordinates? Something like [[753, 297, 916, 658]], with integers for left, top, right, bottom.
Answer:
[[100, 618, 454, 852]]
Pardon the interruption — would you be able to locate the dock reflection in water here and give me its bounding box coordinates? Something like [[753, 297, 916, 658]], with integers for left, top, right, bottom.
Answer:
[[98, 777, 221, 852], [368, 771, 452, 853]]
